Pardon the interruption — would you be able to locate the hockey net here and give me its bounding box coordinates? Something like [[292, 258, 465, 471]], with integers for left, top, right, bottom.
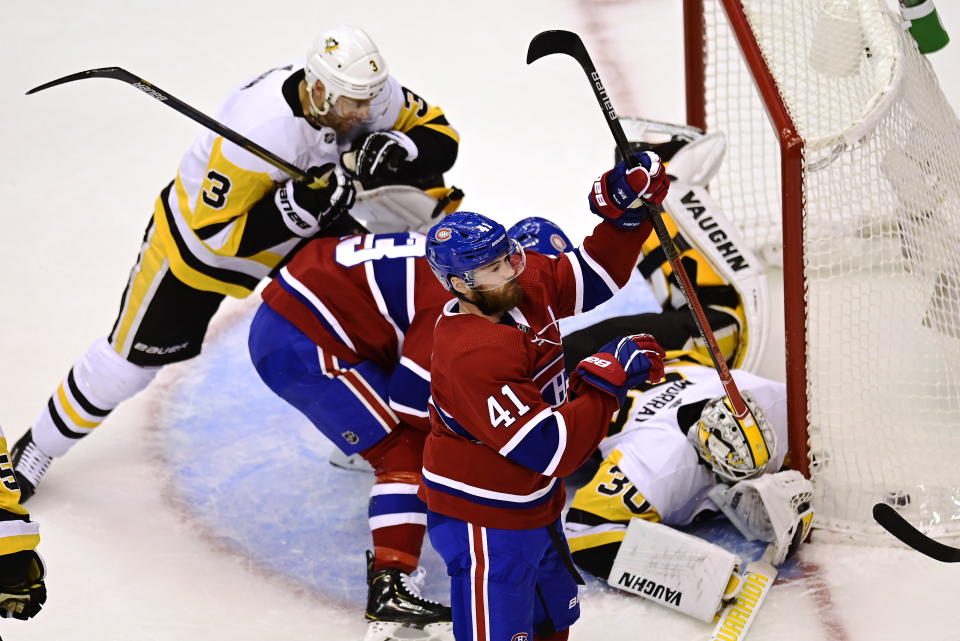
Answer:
[[685, 0, 960, 539]]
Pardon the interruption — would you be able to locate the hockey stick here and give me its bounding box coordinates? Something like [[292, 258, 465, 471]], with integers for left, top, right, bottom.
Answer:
[[709, 548, 778, 641], [27, 67, 330, 189], [873, 503, 960, 563], [526, 30, 756, 423]]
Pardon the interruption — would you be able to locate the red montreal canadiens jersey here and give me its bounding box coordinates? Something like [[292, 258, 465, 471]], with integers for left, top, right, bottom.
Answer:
[[420, 220, 653, 529], [261, 232, 450, 428]]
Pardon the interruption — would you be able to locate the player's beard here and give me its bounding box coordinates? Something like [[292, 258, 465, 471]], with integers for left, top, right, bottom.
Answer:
[[470, 279, 523, 316]]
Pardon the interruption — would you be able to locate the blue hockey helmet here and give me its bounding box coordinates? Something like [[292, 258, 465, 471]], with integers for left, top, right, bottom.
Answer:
[[507, 217, 573, 257], [426, 211, 526, 292]]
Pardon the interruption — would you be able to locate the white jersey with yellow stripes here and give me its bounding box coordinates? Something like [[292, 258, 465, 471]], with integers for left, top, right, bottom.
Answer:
[[154, 64, 412, 298], [565, 366, 787, 573], [0, 432, 39, 556], [602, 365, 788, 526]]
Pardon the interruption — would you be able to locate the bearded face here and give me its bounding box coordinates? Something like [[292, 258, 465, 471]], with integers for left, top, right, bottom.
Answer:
[[467, 278, 523, 315]]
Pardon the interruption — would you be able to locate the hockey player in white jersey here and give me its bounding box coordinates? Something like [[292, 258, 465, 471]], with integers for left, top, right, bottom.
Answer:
[[563, 359, 813, 622], [12, 26, 461, 500], [0, 425, 45, 620]]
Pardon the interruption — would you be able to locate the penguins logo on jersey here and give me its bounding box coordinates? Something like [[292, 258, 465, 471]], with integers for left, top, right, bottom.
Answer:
[[324, 37, 339, 54]]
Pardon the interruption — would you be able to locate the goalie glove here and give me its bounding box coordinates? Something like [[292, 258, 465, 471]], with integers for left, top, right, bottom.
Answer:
[[275, 163, 356, 238], [569, 334, 665, 406], [709, 470, 815, 566], [588, 151, 669, 230], [0, 550, 46, 620]]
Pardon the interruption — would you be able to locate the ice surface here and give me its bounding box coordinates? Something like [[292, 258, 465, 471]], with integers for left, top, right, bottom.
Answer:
[[4, 1, 960, 639]]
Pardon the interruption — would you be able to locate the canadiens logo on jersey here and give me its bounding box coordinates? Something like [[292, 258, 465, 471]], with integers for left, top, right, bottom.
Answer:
[[511, 634, 529, 641], [550, 233, 569, 252], [435, 227, 452, 241], [324, 37, 339, 54]]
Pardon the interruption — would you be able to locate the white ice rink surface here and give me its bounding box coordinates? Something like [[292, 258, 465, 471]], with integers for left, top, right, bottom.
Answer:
[[3, 1, 960, 639]]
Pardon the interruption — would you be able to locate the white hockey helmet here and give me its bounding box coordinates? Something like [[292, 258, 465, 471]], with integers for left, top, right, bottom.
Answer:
[[688, 391, 777, 482], [304, 25, 389, 119]]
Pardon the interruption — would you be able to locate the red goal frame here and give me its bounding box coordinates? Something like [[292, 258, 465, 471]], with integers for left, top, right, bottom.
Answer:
[[683, 0, 811, 476]]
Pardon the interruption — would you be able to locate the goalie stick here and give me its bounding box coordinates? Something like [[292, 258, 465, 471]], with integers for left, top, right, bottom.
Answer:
[[526, 30, 758, 425], [26, 67, 331, 189], [709, 550, 778, 641], [873, 502, 960, 563]]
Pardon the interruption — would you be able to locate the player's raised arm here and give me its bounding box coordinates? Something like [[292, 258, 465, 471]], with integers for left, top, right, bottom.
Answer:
[[549, 151, 670, 318]]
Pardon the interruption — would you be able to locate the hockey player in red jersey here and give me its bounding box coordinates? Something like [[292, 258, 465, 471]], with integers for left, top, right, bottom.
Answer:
[[247, 217, 572, 640], [421, 153, 670, 641]]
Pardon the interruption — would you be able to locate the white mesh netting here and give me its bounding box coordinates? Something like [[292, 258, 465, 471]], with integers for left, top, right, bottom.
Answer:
[[701, 0, 960, 538]]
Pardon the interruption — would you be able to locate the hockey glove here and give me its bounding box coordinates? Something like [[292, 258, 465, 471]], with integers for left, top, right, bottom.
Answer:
[[569, 333, 666, 405], [0, 550, 46, 620], [709, 471, 815, 566], [275, 163, 356, 238], [588, 151, 670, 230], [348, 131, 419, 186]]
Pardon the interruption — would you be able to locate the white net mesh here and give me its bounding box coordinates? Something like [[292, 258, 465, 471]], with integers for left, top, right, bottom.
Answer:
[[701, 0, 960, 538]]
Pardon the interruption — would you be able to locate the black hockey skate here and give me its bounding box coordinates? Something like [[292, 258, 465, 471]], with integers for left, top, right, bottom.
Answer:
[[9, 429, 52, 503], [364, 551, 452, 641]]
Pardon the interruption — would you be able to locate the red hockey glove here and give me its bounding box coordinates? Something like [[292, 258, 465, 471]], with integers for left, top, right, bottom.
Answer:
[[588, 151, 670, 230], [569, 333, 666, 405]]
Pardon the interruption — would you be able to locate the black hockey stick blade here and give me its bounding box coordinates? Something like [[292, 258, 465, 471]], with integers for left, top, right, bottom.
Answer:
[[27, 67, 328, 188], [527, 31, 629, 163], [26, 66, 133, 95], [525, 29, 760, 426], [873, 502, 960, 563], [526, 30, 585, 64]]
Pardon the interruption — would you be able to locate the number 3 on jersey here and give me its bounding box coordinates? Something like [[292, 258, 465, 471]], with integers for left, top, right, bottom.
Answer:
[[487, 384, 531, 428], [202, 170, 232, 209]]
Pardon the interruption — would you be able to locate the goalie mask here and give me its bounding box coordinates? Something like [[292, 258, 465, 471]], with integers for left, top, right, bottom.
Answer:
[[689, 392, 777, 482]]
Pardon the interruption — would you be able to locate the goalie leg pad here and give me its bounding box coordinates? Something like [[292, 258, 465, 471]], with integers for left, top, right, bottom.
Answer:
[[607, 518, 742, 622], [659, 180, 770, 372], [350, 184, 452, 234]]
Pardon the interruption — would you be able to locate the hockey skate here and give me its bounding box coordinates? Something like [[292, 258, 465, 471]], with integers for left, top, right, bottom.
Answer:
[[9, 429, 52, 503], [364, 551, 452, 641]]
